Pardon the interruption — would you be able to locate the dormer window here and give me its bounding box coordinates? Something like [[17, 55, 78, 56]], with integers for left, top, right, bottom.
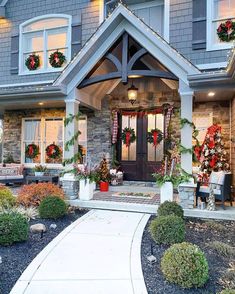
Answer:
[[207, 0, 235, 50], [19, 14, 71, 74]]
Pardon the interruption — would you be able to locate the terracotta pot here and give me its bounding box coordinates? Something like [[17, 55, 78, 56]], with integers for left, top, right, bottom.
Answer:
[[100, 181, 109, 192]]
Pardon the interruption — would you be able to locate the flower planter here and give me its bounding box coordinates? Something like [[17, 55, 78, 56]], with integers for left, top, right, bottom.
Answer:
[[100, 181, 109, 192], [79, 179, 93, 200], [160, 181, 173, 203], [35, 172, 44, 177]]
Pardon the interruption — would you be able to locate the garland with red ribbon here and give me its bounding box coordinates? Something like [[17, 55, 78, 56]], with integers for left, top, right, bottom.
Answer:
[[121, 127, 136, 147], [25, 54, 40, 71], [147, 128, 163, 147], [25, 143, 39, 159], [217, 20, 235, 42], [49, 51, 66, 68], [46, 143, 62, 159]]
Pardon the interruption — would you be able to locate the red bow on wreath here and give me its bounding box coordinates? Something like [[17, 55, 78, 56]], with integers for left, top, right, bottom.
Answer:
[[30, 56, 35, 69], [226, 20, 233, 30], [54, 53, 60, 64], [153, 130, 158, 147], [29, 145, 33, 155], [125, 131, 131, 147]]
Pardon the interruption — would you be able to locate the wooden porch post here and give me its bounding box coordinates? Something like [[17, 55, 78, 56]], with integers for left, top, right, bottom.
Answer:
[[179, 82, 194, 174]]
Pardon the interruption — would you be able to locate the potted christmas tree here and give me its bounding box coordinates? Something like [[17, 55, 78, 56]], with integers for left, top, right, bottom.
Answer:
[[98, 156, 110, 192]]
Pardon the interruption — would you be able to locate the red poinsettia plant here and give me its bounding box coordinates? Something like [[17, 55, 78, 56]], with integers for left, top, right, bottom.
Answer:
[[217, 20, 235, 42]]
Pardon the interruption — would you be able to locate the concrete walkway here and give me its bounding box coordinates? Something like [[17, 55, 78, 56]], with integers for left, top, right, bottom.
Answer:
[[11, 210, 150, 294]]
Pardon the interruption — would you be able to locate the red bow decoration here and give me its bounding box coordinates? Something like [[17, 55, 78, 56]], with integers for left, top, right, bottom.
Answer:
[[125, 131, 131, 147], [54, 53, 60, 64], [30, 56, 35, 69], [153, 131, 158, 147], [29, 145, 33, 155], [226, 20, 232, 30]]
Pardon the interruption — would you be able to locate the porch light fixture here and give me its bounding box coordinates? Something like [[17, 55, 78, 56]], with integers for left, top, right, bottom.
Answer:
[[208, 92, 215, 97], [38, 102, 44, 106], [127, 82, 138, 105]]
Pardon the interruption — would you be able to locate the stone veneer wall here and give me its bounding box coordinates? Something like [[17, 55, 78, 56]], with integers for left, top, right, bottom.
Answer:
[[3, 108, 65, 162], [231, 98, 235, 185]]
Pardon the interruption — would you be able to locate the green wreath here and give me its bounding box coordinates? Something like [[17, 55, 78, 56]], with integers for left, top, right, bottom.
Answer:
[[49, 51, 66, 68], [25, 143, 39, 159], [147, 128, 163, 146], [25, 54, 40, 71], [217, 20, 235, 42], [46, 143, 62, 159], [121, 127, 136, 147]]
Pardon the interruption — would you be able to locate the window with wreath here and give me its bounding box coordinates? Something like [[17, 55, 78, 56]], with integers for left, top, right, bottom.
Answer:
[[207, 0, 235, 50], [20, 15, 71, 73]]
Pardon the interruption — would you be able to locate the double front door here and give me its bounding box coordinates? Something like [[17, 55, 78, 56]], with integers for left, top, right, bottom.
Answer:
[[117, 112, 164, 181]]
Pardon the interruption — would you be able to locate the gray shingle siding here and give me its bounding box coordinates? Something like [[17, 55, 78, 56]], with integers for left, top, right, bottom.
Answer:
[[170, 0, 229, 65], [0, 0, 100, 85]]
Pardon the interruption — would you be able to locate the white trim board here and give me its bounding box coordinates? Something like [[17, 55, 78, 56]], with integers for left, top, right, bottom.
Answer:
[[0, 80, 54, 88], [0, 0, 9, 6], [196, 62, 228, 70]]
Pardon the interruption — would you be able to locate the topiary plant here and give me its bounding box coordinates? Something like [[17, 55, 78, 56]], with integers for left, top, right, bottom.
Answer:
[[150, 215, 185, 245], [0, 186, 16, 208], [0, 212, 29, 246], [39, 196, 67, 219], [17, 183, 65, 207], [157, 201, 184, 218], [161, 242, 209, 288]]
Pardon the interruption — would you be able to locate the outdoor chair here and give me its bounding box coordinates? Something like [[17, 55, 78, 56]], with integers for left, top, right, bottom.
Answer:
[[196, 171, 233, 209]]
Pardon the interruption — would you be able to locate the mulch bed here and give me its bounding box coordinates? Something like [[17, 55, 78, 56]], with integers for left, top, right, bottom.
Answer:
[[141, 216, 235, 294], [0, 209, 87, 294]]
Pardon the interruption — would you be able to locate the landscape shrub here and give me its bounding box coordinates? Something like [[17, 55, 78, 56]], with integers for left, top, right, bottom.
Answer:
[[0, 212, 29, 246], [17, 183, 65, 207], [39, 196, 67, 219], [219, 290, 235, 294], [207, 241, 235, 257], [161, 242, 209, 288], [157, 201, 184, 218], [150, 215, 185, 245], [205, 220, 225, 232], [0, 186, 16, 208]]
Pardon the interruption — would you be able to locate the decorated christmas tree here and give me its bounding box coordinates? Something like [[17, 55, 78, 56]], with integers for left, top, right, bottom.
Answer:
[[98, 156, 110, 182], [200, 124, 230, 174]]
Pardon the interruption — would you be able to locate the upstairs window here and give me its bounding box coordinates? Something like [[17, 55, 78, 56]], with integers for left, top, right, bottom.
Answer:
[[19, 15, 71, 74], [207, 0, 235, 50]]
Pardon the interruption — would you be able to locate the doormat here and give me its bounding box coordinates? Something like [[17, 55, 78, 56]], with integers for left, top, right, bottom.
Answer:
[[112, 192, 156, 199]]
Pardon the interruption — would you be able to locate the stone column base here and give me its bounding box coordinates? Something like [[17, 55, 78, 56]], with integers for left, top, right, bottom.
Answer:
[[61, 174, 79, 200], [178, 183, 197, 209]]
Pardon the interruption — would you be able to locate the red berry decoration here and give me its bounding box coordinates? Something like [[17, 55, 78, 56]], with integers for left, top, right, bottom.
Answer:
[[49, 51, 66, 68], [25, 54, 40, 71], [217, 20, 235, 42]]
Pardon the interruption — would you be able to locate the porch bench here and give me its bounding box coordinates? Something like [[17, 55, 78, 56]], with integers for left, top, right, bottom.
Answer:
[[0, 164, 25, 184]]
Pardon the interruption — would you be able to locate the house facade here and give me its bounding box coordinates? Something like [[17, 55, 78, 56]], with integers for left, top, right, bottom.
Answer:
[[0, 0, 235, 184]]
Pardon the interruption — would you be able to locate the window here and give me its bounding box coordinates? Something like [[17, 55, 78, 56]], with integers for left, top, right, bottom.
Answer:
[[22, 116, 87, 166], [193, 113, 213, 144], [121, 115, 137, 161], [104, 0, 169, 41], [20, 15, 71, 74], [207, 0, 235, 50]]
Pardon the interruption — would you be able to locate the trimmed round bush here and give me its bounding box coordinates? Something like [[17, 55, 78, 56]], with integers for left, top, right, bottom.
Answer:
[[0, 186, 16, 208], [158, 201, 184, 218], [220, 290, 235, 294], [150, 215, 185, 245], [39, 196, 67, 219], [161, 242, 209, 288], [0, 212, 29, 246]]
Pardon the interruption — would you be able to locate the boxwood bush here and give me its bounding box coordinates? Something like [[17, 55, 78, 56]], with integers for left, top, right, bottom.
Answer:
[[39, 196, 67, 219], [157, 201, 184, 218], [0, 186, 16, 208], [161, 242, 209, 288], [0, 212, 29, 246], [150, 215, 185, 245]]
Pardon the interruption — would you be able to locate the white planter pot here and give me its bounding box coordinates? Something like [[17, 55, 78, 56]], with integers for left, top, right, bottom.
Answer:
[[79, 179, 93, 200], [35, 172, 44, 177], [160, 181, 173, 203], [92, 182, 96, 191]]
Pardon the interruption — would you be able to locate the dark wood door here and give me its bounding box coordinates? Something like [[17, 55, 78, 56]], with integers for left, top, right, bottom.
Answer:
[[117, 112, 164, 181]]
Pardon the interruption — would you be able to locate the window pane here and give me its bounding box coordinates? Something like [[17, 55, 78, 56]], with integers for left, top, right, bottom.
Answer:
[[45, 119, 63, 164], [121, 115, 136, 161], [24, 18, 68, 32], [78, 117, 87, 159], [214, 0, 235, 18], [47, 29, 67, 50], [23, 31, 43, 52], [23, 119, 41, 163]]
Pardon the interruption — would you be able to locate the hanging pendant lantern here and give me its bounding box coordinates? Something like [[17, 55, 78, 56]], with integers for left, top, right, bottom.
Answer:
[[127, 82, 138, 105]]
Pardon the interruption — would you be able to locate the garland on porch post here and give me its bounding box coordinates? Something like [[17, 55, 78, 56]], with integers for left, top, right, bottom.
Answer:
[[63, 113, 82, 166]]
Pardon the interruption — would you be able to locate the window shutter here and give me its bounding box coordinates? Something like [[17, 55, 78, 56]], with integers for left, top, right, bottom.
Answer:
[[192, 0, 207, 50], [71, 16, 82, 58], [10, 34, 19, 74]]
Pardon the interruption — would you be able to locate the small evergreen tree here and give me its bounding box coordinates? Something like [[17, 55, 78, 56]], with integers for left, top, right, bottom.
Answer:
[[99, 156, 110, 182]]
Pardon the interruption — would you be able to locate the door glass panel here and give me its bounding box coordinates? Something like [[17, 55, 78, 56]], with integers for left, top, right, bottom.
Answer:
[[121, 115, 137, 161], [147, 113, 164, 162]]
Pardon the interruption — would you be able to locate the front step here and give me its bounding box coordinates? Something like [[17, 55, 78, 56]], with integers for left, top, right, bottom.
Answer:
[[110, 185, 159, 193], [122, 181, 157, 188]]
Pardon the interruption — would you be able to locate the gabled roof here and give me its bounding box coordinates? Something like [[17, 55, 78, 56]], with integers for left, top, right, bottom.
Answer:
[[54, 4, 200, 94]]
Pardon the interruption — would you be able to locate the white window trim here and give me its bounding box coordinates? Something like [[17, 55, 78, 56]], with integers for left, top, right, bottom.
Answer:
[[207, 0, 235, 51], [19, 14, 72, 76], [101, 0, 169, 42]]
